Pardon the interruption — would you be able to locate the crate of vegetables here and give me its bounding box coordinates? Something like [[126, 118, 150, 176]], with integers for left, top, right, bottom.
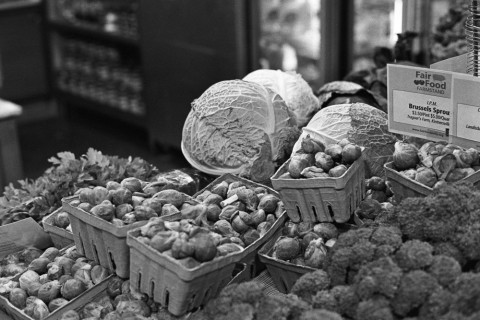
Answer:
[[271, 135, 366, 223], [126, 173, 287, 316], [258, 220, 340, 293], [42, 208, 74, 249], [0, 245, 113, 320], [384, 141, 480, 203], [62, 177, 195, 278]]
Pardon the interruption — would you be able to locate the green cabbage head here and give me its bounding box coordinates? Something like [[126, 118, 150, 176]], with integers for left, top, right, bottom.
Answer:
[[182, 79, 300, 182]]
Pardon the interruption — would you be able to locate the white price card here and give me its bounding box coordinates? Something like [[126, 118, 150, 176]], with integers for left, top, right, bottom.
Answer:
[[387, 64, 453, 141], [451, 76, 480, 149]]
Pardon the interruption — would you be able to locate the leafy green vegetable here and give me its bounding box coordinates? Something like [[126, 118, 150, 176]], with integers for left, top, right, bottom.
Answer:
[[0, 148, 158, 226]]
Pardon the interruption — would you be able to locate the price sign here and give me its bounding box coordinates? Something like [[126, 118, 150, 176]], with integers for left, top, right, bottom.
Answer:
[[388, 63, 480, 148]]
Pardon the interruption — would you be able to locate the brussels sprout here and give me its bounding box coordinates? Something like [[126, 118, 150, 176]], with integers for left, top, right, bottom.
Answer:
[[242, 229, 260, 247], [27, 281, 42, 296], [301, 166, 328, 178], [301, 134, 325, 154], [153, 189, 191, 208], [115, 203, 133, 220], [103, 311, 122, 320], [192, 233, 217, 262], [160, 203, 180, 217], [54, 212, 70, 229], [354, 199, 382, 220], [257, 194, 280, 214], [38, 280, 61, 304], [216, 243, 244, 256], [98, 296, 115, 316], [0, 280, 19, 297], [48, 297, 68, 312], [9, 287, 27, 309], [39, 274, 49, 284], [48, 263, 63, 280], [210, 181, 229, 198], [140, 198, 163, 214], [415, 167, 438, 187], [30, 298, 50, 320], [78, 188, 96, 205], [122, 212, 137, 225], [61, 279, 86, 300], [213, 220, 239, 238], [149, 231, 178, 252], [131, 196, 144, 208], [91, 202, 115, 221], [82, 302, 104, 318], [446, 168, 475, 183], [230, 237, 245, 248], [171, 238, 195, 259], [366, 176, 387, 191], [77, 202, 93, 212], [392, 141, 420, 170], [304, 238, 327, 269], [109, 187, 133, 206], [315, 152, 335, 172], [59, 310, 80, 320], [106, 181, 121, 191], [400, 168, 417, 180], [116, 300, 151, 317], [232, 215, 250, 233], [301, 231, 320, 251], [119, 177, 142, 193], [325, 144, 343, 163], [134, 205, 158, 221], [329, 164, 348, 177], [28, 257, 51, 274], [91, 265, 109, 285], [288, 153, 315, 179], [19, 270, 40, 291], [73, 265, 93, 288], [257, 221, 273, 236], [106, 276, 124, 298], [342, 143, 362, 165], [273, 237, 301, 261]]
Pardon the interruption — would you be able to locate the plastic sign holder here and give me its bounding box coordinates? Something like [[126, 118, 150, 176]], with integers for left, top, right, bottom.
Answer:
[[387, 53, 480, 149]]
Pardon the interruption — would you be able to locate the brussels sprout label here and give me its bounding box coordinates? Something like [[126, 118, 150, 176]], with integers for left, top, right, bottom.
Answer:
[[387, 64, 480, 149]]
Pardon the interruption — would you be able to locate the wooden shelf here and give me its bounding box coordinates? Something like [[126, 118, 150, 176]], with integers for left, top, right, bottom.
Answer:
[[55, 88, 145, 127], [48, 19, 138, 47]]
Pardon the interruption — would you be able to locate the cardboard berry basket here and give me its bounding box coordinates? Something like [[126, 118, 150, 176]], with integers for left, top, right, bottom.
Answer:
[[42, 208, 74, 249], [257, 225, 316, 294], [126, 173, 287, 316], [62, 196, 149, 279], [384, 161, 480, 203], [0, 275, 113, 320], [270, 156, 366, 224]]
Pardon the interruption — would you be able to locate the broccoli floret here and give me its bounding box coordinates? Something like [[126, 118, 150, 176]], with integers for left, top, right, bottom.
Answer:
[[418, 287, 452, 320], [211, 303, 255, 320], [449, 272, 480, 316], [427, 255, 461, 288], [356, 295, 395, 320], [394, 240, 434, 271], [290, 270, 331, 304], [353, 256, 403, 299], [254, 294, 294, 320], [201, 281, 265, 317], [394, 182, 480, 262], [298, 309, 343, 320], [438, 311, 472, 320], [330, 285, 359, 319], [432, 242, 466, 267], [312, 290, 337, 312], [391, 270, 440, 317]]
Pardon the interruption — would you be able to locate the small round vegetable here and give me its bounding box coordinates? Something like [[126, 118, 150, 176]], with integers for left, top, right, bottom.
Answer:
[[313, 223, 339, 240], [61, 279, 86, 300], [54, 212, 70, 229], [9, 288, 27, 309], [341, 143, 362, 164], [329, 164, 348, 177], [38, 281, 61, 304], [48, 298, 68, 312], [393, 141, 419, 170], [315, 152, 334, 172], [273, 237, 301, 261], [120, 177, 143, 193], [19, 270, 40, 291], [59, 310, 80, 320], [106, 277, 124, 298], [324, 144, 343, 163]]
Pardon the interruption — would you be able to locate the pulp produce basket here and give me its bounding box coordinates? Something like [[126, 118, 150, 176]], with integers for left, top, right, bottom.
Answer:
[[62, 196, 148, 278], [257, 226, 316, 294], [126, 173, 287, 316], [384, 161, 480, 203], [0, 271, 113, 320], [271, 157, 366, 223], [42, 208, 74, 249]]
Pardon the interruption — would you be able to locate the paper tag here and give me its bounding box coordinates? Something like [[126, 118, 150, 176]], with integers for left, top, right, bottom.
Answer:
[[387, 64, 453, 141], [0, 218, 53, 258]]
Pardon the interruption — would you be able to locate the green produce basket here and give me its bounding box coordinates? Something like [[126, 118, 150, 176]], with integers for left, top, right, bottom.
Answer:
[[62, 196, 148, 279], [257, 226, 316, 294], [271, 156, 366, 224], [384, 161, 480, 203], [126, 173, 287, 316]]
